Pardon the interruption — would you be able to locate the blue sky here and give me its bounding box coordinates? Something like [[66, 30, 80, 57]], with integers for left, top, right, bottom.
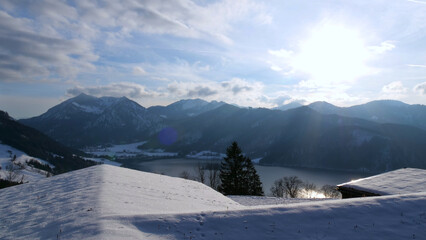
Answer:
[[0, 0, 425, 118]]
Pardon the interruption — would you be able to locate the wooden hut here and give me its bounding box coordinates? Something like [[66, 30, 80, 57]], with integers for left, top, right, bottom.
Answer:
[[337, 168, 426, 199]]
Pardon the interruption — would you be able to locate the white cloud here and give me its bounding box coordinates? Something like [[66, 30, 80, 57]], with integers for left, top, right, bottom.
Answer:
[[73, 0, 270, 45], [407, 0, 426, 5], [414, 82, 426, 95], [368, 41, 396, 55], [268, 49, 293, 59], [382, 81, 408, 93], [0, 0, 269, 83], [133, 66, 147, 76], [0, 10, 98, 82], [67, 82, 157, 99], [165, 78, 267, 107], [407, 64, 426, 68]]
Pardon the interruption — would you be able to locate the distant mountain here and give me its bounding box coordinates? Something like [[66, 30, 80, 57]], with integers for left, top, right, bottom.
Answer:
[[20, 93, 165, 147], [0, 110, 95, 174], [307, 100, 426, 130], [20, 95, 225, 147], [273, 101, 304, 111], [142, 105, 426, 172], [147, 99, 225, 120], [19, 95, 426, 172]]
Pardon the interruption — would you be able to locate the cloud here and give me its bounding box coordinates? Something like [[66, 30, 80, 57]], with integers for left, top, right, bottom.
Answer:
[[407, 64, 426, 68], [382, 81, 408, 93], [165, 78, 266, 107], [368, 41, 396, 54], [0, 0, 269, 83], [133, 66, 147, 76], [414, 82, 426, 95], [67, 82, 157, 98], [268, 49, 293, 59], [0, 10, 98, 82], [221, 78, 261, 95], [407, 0, 426, 5], [73, 0, 270, 44], [187, 86, 218, 97]]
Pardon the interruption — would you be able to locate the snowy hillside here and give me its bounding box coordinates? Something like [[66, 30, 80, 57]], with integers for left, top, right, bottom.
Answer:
[[0, 143, 51, 182], [1, 165, 425, 239]]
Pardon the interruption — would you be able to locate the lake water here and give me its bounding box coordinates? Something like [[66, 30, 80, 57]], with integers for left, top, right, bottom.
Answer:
[[134, 158, 371, 194]]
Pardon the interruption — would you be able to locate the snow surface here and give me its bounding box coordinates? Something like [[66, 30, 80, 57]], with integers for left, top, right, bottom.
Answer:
[[338, 168, 426, 195], [85, 141, 178, 158], [1, 165, 425, 239], [186, 151, 226, 159], [85, 157, 122, 167], [72, 102, 103, 114], [0, 144, 50, 182], [228, 195, 331, 206]]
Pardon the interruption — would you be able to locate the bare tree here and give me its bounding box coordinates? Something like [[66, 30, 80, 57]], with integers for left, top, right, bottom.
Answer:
[[303, 182, 317, 198], [207, 163, 220, 190], [5, 163, 24, 183], [195, 163, 206, 184], [321, 185, 341, 198], [283, 176, 303, 198], [271, 176, 303, 198], [179, 170, 191, 180], [270, 178, 285, 197]]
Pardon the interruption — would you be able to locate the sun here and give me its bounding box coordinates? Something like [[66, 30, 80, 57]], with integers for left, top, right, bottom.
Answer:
[[292, 23, 371, 85]]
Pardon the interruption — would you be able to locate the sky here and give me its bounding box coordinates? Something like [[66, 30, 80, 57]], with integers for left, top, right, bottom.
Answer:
[[0, 0, 426, 119]]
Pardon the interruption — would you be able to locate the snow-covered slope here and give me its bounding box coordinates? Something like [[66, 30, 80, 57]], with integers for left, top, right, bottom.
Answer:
[[1, 165, 425, 239], [0, 165, 241, 239], [0, 143, 51, 182]]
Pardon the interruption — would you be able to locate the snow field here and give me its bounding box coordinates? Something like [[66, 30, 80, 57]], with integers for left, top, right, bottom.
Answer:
[[0, 165, 241, 239], [1, 164, 425, 239], [134, 193, 426, 240]]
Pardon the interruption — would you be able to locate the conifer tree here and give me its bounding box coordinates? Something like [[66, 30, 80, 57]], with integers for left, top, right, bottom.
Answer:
[[218, 141, 263, 196]]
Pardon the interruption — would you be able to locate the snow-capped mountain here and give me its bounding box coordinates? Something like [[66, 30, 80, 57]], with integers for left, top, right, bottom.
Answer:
[[147, 98, 225, 119], [18, 95, 426, 172], [20, 95, 225, 147], [20, 94, 165, 147]]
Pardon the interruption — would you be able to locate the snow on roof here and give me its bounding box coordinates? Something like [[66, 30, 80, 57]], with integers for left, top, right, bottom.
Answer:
[[1, 165, 426, 239], [338, 168, 426, 195]]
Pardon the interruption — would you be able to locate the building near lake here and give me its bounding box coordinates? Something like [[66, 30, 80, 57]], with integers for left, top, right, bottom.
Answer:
[[337, 168, 426, 198]]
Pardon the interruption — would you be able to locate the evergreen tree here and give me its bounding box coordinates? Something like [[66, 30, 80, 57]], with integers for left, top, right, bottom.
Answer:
[[218, 141, 264, 196]]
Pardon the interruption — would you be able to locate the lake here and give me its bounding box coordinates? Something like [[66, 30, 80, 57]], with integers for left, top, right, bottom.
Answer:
[[133, 158, 371, 194]]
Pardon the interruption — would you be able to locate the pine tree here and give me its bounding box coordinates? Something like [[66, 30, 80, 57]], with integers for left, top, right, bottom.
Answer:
[[218, 141, 264, 196]]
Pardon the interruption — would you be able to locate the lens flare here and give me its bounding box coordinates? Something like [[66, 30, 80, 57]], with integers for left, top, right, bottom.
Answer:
[[158, 127, 178, 146]]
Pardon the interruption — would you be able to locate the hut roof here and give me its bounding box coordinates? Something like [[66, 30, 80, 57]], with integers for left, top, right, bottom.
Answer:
[[338, 168, 426, 195]]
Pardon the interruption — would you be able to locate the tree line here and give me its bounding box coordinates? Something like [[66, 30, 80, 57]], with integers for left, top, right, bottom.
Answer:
[[179, 141, 341, 198]]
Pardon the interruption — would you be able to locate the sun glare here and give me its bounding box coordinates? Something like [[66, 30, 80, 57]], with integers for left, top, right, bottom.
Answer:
[[292, 24, 371, 85]]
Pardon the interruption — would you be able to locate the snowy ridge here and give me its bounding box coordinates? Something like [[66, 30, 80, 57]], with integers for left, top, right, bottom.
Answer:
[[1, 165, 425, 239], [338, 168, 426, 195]]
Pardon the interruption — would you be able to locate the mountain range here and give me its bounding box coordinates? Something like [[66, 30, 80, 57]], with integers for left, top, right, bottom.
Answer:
[[17, 94, 426, 172], [282, 100, 426, 130]]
